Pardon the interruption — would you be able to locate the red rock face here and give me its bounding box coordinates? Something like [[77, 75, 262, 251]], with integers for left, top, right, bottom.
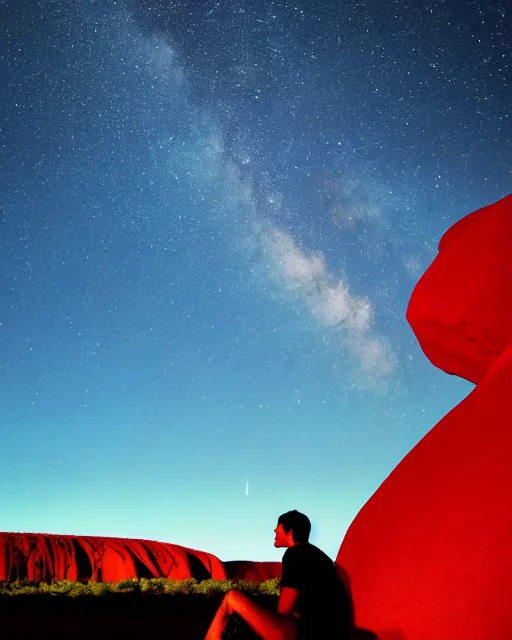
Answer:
[[223, 561, 281, 582], [0, 533, 226, 583], [337, 194, 512, 640]]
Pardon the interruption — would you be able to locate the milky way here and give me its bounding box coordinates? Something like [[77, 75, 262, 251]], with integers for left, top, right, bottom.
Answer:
[[0, 0, 509, 561]]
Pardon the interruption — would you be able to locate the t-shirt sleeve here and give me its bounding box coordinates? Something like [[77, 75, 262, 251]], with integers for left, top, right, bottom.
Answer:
[[280, 549, 302, 590]]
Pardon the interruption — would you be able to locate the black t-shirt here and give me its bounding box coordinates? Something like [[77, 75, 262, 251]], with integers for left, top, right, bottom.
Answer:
[[280, 542, 352, 639]]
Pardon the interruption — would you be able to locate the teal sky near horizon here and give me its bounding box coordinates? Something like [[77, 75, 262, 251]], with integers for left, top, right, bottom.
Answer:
[[0, 0, 509, 563]]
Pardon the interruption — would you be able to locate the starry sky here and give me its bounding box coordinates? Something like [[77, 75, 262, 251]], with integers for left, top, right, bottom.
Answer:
[[0, 0, 510, 563]]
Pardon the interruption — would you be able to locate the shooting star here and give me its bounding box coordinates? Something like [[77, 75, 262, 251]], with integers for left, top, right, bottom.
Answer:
[[245, 479, 249, 497]]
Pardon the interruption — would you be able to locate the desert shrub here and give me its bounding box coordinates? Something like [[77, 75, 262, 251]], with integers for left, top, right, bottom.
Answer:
[[40, 580, 74, 595], [138, 577, 198, 595], [114, 578, 139, 593], [258, 578, 280, 597], [194, 579, 236, 596], [85, 581, 114, 596], [165, 578, 195, 595], [0, 577, 280, 597], [7, 583, 39, 595], [9, 578, 39, 592], [139, 577, 167, 594], [60, 581, 89, 597], [172, 578, 198, 595], [233, 580, 259, 593], [44, 580, 90, 597]]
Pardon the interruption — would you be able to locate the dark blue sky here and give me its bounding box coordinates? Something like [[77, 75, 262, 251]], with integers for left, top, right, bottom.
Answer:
[[0, 0, 509, 561]]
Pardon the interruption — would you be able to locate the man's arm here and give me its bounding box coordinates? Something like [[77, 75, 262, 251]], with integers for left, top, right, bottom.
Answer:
[[277, 586, 300, 616]]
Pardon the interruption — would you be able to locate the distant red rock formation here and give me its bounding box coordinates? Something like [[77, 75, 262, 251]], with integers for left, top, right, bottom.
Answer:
[[0, 533, 281, 584], [223, 561, 281, 582], [337, 194, 512, 639], [0, 532, 226, 583]]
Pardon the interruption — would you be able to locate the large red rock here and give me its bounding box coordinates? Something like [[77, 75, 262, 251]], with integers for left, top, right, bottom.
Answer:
[[0, 533, 226, 583], [337, 194, 512, 639], [223, 561, 281, 582]]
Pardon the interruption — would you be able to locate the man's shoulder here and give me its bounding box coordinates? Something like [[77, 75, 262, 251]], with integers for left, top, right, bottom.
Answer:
[[282, 543, 306, 568], [293, 542, 331, 559], [283, 542, 328, 562], [290, 543, 340, 580]]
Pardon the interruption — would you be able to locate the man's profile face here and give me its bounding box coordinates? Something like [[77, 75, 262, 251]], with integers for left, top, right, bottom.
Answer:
[[274, 522, 293, 548]]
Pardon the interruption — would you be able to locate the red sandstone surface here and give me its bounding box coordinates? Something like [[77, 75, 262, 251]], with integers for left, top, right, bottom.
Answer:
[[337, 194, 512, 640], [223, 560, 281, 582], [0, 532, 227, 583], [0, 532, 281, 585]]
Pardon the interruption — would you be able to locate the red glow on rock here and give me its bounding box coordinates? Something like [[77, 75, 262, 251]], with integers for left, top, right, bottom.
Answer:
[[223, 561, 281, 582], [337, 194, 512, 639], [0, 533, 226, 583]]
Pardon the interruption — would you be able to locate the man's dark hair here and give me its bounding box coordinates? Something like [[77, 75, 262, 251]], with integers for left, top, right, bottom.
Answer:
[[278, 510, 311, 543]]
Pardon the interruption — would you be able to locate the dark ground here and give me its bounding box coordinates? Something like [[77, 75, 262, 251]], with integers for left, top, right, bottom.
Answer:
[[0, 593, 278, 639]]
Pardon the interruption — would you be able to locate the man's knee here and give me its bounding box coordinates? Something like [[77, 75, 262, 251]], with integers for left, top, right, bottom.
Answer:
[[226, 590, 246, 607], [226, 589, 246, 602]]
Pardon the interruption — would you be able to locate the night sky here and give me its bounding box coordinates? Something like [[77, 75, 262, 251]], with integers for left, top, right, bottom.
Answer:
[[0, 0, 510, 563]]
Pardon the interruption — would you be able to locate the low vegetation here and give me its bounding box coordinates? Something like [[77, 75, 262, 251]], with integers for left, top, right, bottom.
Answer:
[[0, 577, 280, 598]]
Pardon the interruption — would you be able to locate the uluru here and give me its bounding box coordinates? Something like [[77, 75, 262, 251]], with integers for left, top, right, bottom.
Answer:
[[0, 532, 280, 584]]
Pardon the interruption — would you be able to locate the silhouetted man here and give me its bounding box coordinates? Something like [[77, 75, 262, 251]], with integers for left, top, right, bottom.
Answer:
[[205, 510, 352, 639]]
